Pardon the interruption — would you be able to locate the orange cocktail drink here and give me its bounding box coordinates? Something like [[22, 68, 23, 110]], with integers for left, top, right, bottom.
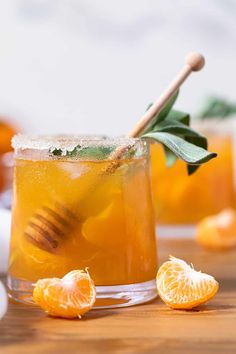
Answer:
[[8, 135, 157, 307], [151, 125, 234, 224]]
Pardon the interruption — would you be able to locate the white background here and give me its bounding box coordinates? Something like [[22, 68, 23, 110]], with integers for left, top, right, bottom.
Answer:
[[0, 0, 235, 135]]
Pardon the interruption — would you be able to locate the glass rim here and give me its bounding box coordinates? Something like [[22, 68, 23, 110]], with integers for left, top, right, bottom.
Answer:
[[12, 134, 148, 161], [12, 134, 146, 150], [193, 117, 235, 135]]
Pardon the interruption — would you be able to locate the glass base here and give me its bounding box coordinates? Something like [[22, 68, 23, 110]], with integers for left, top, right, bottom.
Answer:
[[7, 275, 157, 309]]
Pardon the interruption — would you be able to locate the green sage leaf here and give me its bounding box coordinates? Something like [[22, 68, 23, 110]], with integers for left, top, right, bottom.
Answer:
[[156, 90, 179, 124], [142, 131, 217, 165], [185, 135, 208, 175], [154, 119, 201, 137], [187, 164, 200, 175], [163, 146, 177, 167], [166, 109, 190, 126], [143, 90, 179, 134], [141, 91, 217, 173]]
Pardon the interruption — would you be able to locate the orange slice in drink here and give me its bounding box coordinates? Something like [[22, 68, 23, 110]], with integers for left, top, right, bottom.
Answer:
[[195, 208, 236, 250], [156, 256, 219, 309], [33, 269, 96, 318], [82, 194, 126, 249]]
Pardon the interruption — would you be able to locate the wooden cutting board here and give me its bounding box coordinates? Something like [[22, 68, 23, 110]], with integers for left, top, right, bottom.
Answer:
[[1, 238, 236, 354]]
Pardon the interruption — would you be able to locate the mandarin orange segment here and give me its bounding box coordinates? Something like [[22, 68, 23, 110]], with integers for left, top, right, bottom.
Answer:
[[33, 269, 96, 318], [156, 256, 219, 309], [195, 208, 236, 250]]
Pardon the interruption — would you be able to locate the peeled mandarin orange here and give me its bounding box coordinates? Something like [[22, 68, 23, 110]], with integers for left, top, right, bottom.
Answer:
[[195, 208, 236, 250], [33, 269, 96, 318], [156, 256, 219, 309]]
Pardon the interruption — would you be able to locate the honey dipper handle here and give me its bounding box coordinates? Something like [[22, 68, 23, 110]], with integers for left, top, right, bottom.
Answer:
[[128, 52, 205, 138]]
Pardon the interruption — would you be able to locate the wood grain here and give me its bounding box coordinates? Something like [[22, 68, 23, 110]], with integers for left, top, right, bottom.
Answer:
[[1, 238, 236, 354]]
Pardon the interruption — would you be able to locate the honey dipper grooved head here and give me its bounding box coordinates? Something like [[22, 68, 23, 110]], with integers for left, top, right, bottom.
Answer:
[[185, 52, 205, 71]]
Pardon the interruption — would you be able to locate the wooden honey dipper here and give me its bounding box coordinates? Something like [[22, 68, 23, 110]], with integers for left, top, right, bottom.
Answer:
[[24, 53, 205, 253]]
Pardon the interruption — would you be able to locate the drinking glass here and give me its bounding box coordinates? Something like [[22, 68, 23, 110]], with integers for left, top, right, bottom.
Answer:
[[8, 135, 158, 308], [151, 121, 235, 226]]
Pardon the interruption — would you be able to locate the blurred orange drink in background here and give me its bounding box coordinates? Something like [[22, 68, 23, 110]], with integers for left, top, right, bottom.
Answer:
[[151, 123, 235, 224]]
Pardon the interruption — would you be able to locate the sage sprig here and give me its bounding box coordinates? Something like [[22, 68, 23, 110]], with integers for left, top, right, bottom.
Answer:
[[50, 90, 217, 175], [141, 90, 217, 175], [198, 96, 236, 119]]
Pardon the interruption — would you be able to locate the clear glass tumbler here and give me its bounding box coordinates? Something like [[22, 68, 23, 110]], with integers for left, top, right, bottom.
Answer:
[[8, 135, 158, 308]]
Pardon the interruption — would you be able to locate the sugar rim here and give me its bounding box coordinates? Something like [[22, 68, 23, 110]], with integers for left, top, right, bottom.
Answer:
[[193, 116, 236, 134], [12, 134, 146, 151]]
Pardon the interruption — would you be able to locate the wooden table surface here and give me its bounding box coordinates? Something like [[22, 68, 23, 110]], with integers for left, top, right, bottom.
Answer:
[[1, 238, 236, 354]]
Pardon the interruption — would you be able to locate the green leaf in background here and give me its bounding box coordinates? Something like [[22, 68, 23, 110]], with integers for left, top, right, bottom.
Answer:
[[198, 96, 236, 119], [142, 131, 217, 165]]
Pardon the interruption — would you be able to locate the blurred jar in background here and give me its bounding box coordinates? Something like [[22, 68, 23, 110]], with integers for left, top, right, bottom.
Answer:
[[0, 119, 17, 208], [151, 120, 235, 225]]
